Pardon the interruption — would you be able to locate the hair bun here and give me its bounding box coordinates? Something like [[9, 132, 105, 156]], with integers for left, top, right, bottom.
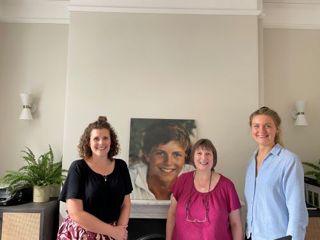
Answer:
[[97, 116, 108, 122]]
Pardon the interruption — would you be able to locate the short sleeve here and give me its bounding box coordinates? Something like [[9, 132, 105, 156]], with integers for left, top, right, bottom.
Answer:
[[171, 177, 180, 200], [118, 159, 133, 195], [225, 179, 241, 213], [59, 160, 85, 202], [171, 172, 192, 201]]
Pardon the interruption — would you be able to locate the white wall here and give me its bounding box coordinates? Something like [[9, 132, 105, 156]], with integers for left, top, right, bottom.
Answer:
[[0, 23, 68, 176], [264, 28, 320, 164], [1, 10, 319, 227], [62, 12, 259, 201], [2, 15, 319, 204]]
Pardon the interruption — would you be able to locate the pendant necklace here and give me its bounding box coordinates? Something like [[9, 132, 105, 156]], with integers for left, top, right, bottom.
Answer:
[[103, 175, 108, 182]]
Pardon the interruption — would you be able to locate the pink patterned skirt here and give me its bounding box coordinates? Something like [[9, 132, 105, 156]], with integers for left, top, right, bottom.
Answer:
[[57, 215, 114, 240]]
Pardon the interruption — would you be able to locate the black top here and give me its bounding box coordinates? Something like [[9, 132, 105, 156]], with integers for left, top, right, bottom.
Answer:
[[59, 159, 133, 223]]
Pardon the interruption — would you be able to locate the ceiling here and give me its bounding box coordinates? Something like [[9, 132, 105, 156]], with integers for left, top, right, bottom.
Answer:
[[0, 0, 319, 29]]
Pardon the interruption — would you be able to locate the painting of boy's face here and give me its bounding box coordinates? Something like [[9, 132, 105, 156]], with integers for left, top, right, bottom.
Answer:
[[145, 140, 186, 186], [129, 118, 196, 200]]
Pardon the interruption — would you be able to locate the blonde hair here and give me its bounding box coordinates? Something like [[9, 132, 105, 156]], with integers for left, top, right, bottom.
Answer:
[[249, 106, 283, 146]]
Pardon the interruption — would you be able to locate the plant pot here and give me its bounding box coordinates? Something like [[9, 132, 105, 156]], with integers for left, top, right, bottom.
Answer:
[[49, 184, 61, 198], [33, 185, 50, 203]]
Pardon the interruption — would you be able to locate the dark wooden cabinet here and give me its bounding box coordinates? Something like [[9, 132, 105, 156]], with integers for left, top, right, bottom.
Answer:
[[306, 208, 320, 240], [0, 200, 59, 240]]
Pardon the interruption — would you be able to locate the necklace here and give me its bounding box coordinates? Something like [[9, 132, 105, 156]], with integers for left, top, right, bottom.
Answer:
[[103, 175, 108, 182], [194, 170, 213, 193], [208, 171, 212, 192], [186, 171, 213, 223]]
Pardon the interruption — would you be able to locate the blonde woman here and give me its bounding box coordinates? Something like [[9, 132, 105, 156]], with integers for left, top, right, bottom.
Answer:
[[245, 107, 308, 240]]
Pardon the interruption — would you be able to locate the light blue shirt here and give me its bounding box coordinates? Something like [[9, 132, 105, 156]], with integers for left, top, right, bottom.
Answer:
[[244, 144, 308, 240]]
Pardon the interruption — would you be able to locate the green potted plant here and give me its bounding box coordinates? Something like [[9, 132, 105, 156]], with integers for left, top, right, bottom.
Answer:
[[46, 151, 67, 198], [2, 145, 66, 202], [303, 159, 320, 184], [303, 159, 320, 208]]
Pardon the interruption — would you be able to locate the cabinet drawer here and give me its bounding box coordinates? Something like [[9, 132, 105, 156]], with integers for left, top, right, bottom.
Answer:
[[0, 200, 59, 240], [306, 217, 320, 240], [1, 212, 40, 240]]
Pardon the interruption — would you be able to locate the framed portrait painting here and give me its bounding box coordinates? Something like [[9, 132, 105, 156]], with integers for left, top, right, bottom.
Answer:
[[128, 118, 197, 200]]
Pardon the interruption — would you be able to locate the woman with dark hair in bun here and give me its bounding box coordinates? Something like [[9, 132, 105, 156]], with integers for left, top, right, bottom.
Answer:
[[57, 116, 132, 240]]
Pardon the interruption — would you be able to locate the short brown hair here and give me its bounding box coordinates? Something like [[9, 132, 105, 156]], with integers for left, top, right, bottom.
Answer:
[[78, 116, 119, 159], [191, 139, 217, 170], [142, 124, 191, 164]]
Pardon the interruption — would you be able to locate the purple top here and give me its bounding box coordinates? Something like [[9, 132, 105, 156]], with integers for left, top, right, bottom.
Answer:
[[172, 171, 241, 240]]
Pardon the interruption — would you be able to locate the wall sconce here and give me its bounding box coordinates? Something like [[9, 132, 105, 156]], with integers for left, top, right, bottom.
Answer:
[[19, 93, 35, 120], [292, 100, 308, 126]]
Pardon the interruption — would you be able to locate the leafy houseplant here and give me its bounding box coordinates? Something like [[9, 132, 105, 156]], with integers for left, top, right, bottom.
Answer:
[[2, 145, 66, 202], [303, 159, 320, 184]]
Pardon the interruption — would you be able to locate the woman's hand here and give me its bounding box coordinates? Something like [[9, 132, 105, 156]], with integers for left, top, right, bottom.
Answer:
[[111, 225, 128, 240]]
